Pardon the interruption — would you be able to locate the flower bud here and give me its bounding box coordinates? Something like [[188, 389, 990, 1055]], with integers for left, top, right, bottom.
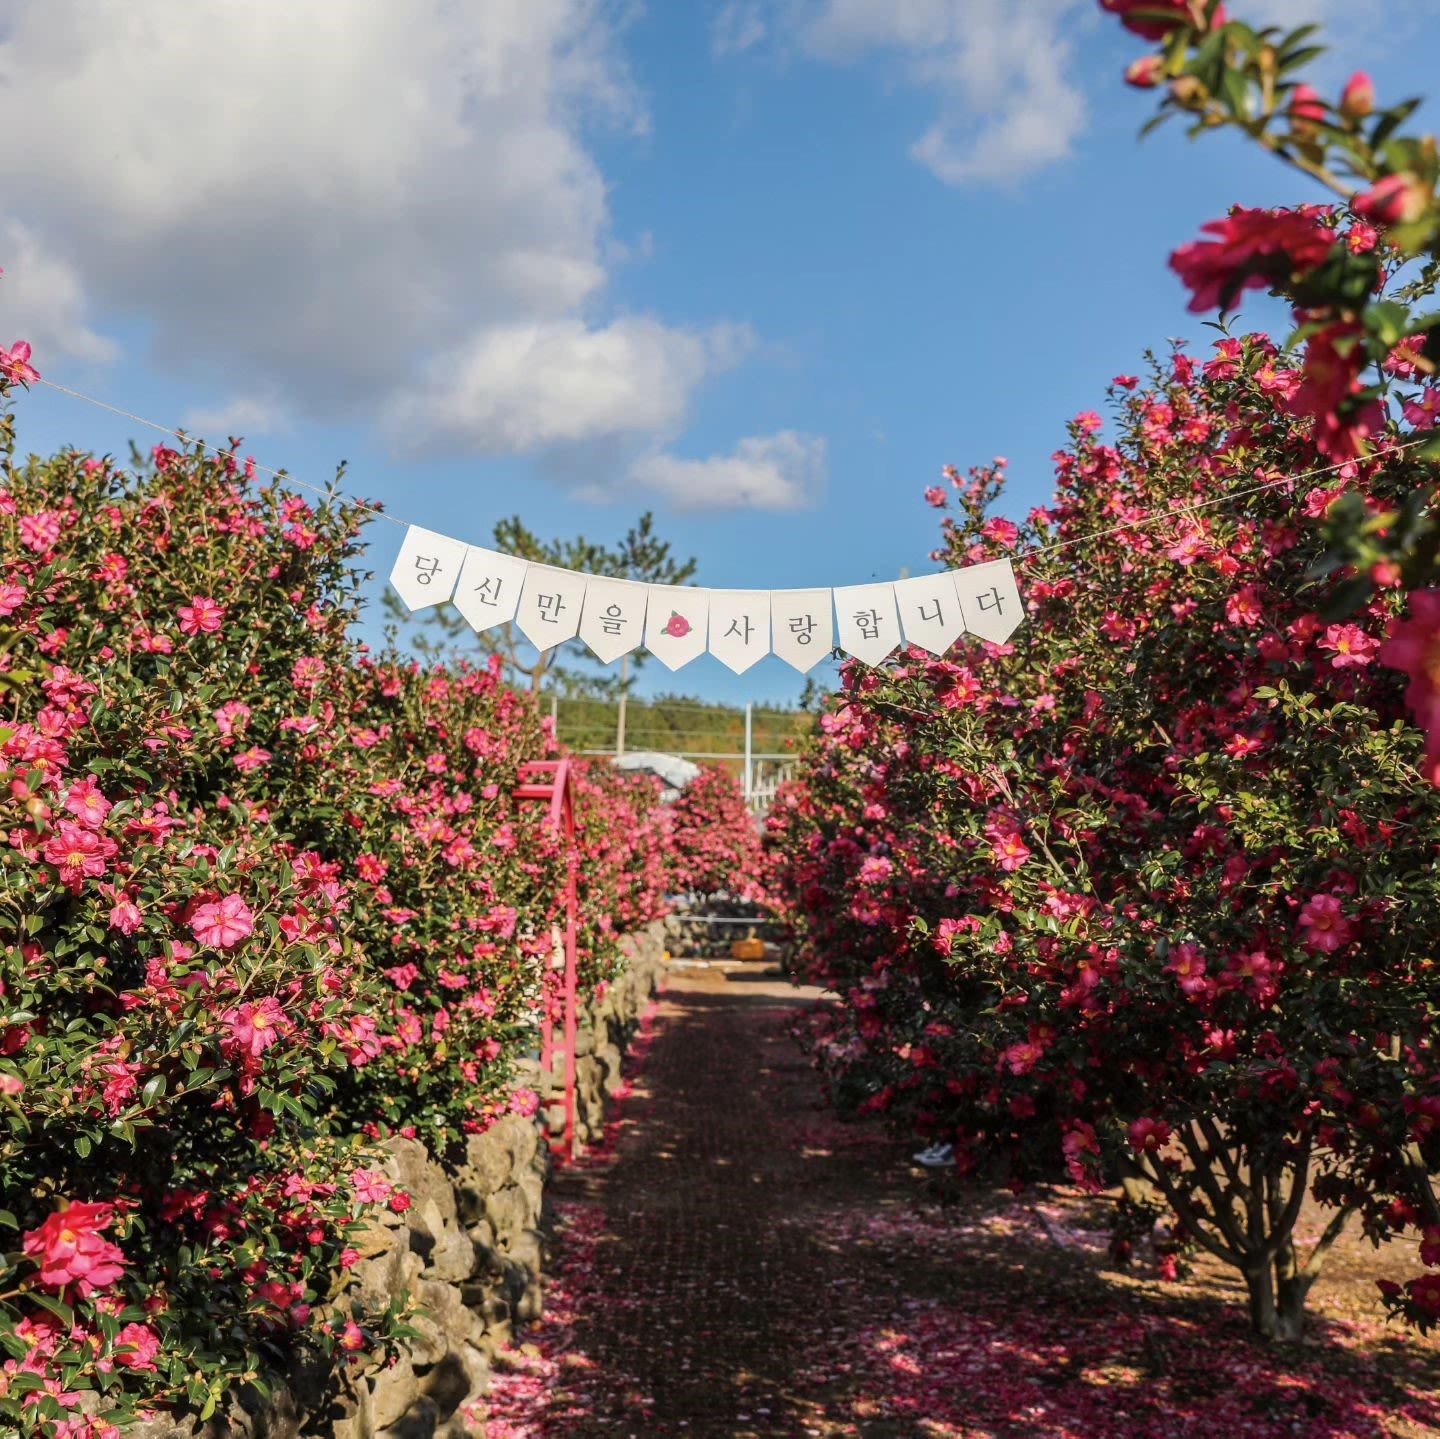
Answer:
[[1289, 84, 1326, 131], [1340, 72, 1375, 120], [1125, 55, 1163, 89], [1354, 172, 1430, 227], [1168, 75, 1207, 107]]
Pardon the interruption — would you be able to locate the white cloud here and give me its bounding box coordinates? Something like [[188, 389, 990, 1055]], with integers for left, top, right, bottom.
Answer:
[[0, 222, 116, 366], [719, 0, 1088, 185], [0, 1, 784, 484], [630, 430, 825, 511], [385, 316, 753, 453], [712, 1, 771, 55], [182, 396, 285, 439]]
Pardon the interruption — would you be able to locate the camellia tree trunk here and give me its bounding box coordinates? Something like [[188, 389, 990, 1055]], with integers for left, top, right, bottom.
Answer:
[[1126, 1123, 1353, 1343]]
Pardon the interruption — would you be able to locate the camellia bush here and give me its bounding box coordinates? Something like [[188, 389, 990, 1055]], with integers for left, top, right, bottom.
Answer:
[[0, 372, 679, 1436], [666, 765, 766, 902], [769, 337, 1440, 1342]]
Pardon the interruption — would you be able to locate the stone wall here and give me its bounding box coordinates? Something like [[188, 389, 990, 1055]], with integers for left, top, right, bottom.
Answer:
[[133, 920, 667, 1439]]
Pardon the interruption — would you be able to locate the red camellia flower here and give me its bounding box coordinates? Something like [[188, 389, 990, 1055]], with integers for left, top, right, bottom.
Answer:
[[191, 892, 256, 948], [1100, 0, 1225, 42], [663, 612, 691, 639], [1170, 206, 1335, 314], [22, 1202, 127, 1296], [177, 595, 225, 636], [1379, 589, 1440, 783], [1128, 1117, 1173, 1154]]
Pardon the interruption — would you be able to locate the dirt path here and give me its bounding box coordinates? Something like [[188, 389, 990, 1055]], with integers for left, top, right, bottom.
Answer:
[[487, 963, 1440, 1439], [546, 964, 904, 1434]]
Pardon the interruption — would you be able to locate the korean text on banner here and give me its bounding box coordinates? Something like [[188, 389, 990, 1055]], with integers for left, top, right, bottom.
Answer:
[[894, 571, 966, 656], [952, 558, 1024, 644], [580, 576, 649, 663], [515, 565, 589, 651], [770, 589, 834, 673], [389, 526, 468, 611], [453, 546, 528, 633], [834, 582, 901, 666], [708, 590, 772, 674]]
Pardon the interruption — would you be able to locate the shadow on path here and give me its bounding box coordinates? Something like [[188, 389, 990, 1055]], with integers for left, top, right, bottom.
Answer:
[[520, 968, 1440, 1438]]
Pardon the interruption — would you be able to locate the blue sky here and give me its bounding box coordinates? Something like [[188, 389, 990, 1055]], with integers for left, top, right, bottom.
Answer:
[[5, 0, 1438, 706]]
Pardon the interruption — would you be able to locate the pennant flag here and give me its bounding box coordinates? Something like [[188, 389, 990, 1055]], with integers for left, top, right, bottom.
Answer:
[[952, 558, 1024, 644], [389, 525, 468, 611], [894, 571, 966, 656], [708, 590, 772, 674], [580, 576, 649, 663], [515, 564, 588, 651], [835, 582, 901, 666], [453, 545, 528, 634], [770, 589, 834, 674], [645, 586, 709, 670]]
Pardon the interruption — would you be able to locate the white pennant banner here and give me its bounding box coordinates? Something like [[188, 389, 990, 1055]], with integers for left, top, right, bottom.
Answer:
[[895, 571, 966, 656], [515, 564, 589, 651], [952, 558, 1024, 644], [835, 582, 901, 667], [387, 523, 1026, 670], [708, 590, 772, 674], [390, 526, 468, 611], [453, 545, 529, 634], [580, 576, 649, 664], [645, 586, 709, 671], [770, 589, 834, 674]]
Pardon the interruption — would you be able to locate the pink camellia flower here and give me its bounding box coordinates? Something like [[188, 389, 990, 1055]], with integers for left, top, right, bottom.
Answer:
[[290, 655, 326, 689], [0, 581, 25, 616], [351, 1169, 394, 1205], [0, 1074, 24, 1097], [1298, 893, 1354, 953], [1320, 623, 1379, 669], [191, 892, 256, 949], [23, 1202, 127, 1296], [19, 510, 62, 553], [1379, 590, 1440, 783], [1340, 71, 1375, 120], [340, 1320, 367, 1352], [177, 596, 225, 636], [113, 1322, 160, 1371], [1127, 1117, 1173, 1154], [663, 612, 691, 639], [223, 995, 289, 1058], [0, 339, 39, 385], [923, 486, 946, 508], [43, 822, 116, 885], [64, 775, 112, 829], [1165, 941, 1209, 996], [108, 896, 143, 935]]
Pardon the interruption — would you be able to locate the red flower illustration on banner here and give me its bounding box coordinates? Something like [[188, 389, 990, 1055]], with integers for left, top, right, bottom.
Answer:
[[663, 612, 691, 638]]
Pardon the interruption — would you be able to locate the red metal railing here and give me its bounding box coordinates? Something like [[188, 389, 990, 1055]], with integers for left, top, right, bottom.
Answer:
[[512, 758, 578, 1157]]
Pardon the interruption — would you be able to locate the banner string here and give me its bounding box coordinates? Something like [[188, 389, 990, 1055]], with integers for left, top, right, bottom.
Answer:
[[28, 375, 1432, 574]]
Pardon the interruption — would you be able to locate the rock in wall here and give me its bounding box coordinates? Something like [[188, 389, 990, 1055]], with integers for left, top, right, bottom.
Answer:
[[128, 920, 667, 1439]]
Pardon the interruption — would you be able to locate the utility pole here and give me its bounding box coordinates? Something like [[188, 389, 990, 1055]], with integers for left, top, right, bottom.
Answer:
[[744, 701, 753, 805], [616, 653, 629, 757]]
